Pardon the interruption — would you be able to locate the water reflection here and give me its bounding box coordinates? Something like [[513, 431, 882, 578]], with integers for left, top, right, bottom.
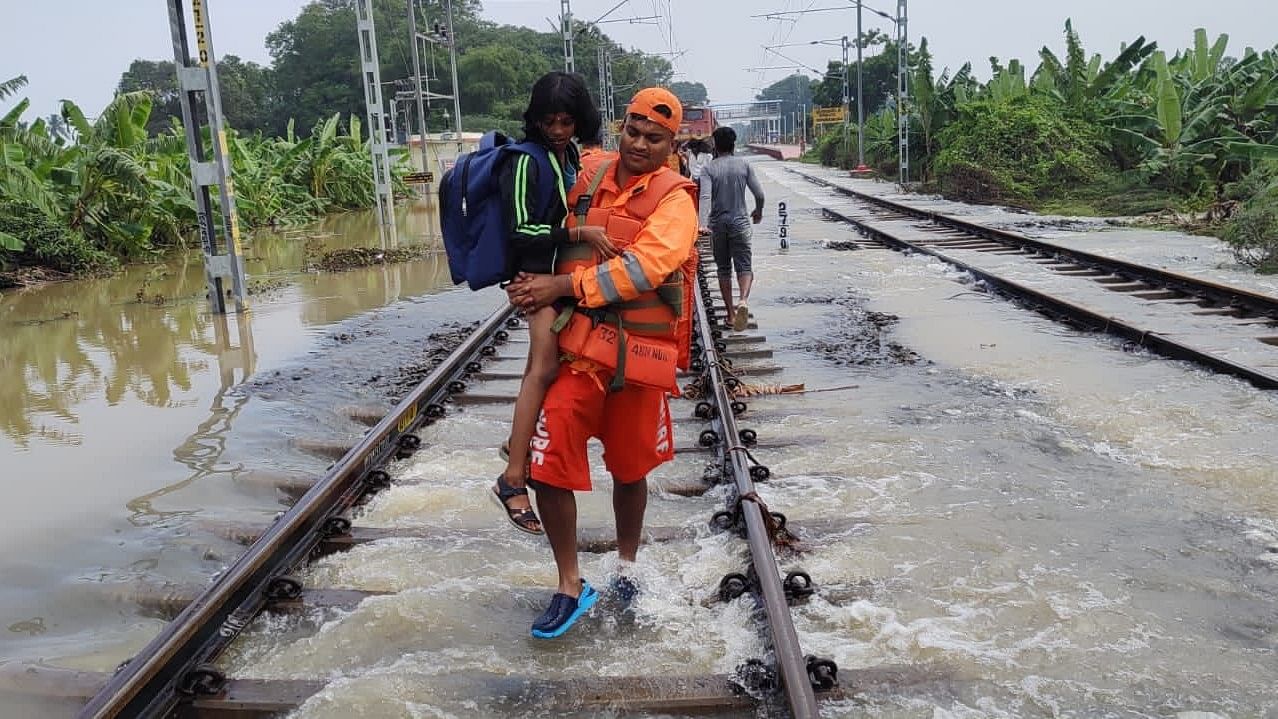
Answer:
[[0, 254, 213, 447], [299, 255, 453, 325], [0, 201, 449, 448], [126, 313, 257, 526]]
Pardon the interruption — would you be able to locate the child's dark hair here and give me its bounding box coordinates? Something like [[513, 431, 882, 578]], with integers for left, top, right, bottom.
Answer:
[[522, 72, 602, 145]]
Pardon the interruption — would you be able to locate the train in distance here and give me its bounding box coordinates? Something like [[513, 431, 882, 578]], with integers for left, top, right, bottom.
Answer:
[[608, 105, 717, 141], [677, 105, 716, 141]]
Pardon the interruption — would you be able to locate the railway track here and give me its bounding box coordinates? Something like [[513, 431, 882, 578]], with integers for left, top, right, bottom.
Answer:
[[786, 166, 1278, 389], [5, 242, 849, 717]]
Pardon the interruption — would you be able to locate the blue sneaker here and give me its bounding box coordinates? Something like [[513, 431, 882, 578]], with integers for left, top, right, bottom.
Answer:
[[531, 580, 598, 639], [610, 575, 639, 605]]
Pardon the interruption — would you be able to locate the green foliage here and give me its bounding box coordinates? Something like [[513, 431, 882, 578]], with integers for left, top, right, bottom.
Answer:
[[1, 79, 388, 277], [0, 75, 28, 102], [216, 55, 277, 132], [116, 57, 273, 135], [266, 0, 367, 135], [257, 0, 667, 138], [0, 196, 117, 274], [457, 44, 551, 121], [934, 96, 1110, 205], [1222, 186, 1278, 272], [460, 113, 523, 137], [801, 32, 896, 119], [0, 230, 22, 253], [117, 59, 183, 135], [1222, 161, 1278, 271], [6, 0, 670, 281], [812, 130, 853, 169], [757, 73, 815, 141], [801, 21, 1278, 276], [670, 81, 709, 106]]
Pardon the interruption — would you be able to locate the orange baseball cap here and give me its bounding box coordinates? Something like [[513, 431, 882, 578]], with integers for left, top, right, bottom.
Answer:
[[626, 87, 683, 136]]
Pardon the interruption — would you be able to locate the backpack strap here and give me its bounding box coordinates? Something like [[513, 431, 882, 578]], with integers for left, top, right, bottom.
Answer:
[[574, 159, 612, 225]]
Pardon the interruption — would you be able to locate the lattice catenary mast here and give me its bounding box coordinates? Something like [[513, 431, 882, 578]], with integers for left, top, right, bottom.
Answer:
[[561, 0, 576, 73], [167, 0, 248, 314], [355, 0, 398, 247], [897, 0, 909, 185]]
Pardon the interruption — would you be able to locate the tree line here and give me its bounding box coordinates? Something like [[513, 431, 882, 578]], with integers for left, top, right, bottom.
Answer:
[[119, 0, 673, 138], [762, 23, 1278, 271]]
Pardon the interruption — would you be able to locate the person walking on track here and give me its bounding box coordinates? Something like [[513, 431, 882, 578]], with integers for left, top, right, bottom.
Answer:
[[504, 87, 699, 638], [698, 126, 764, 332], [491, 72, 607, 535]]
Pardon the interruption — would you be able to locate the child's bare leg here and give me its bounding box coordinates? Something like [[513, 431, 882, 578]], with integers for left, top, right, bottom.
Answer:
[[495, 306, 561, 528]]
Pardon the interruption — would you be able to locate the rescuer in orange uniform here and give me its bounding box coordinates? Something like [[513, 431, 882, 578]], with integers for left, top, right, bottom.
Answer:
[[505, 87, 698, 638], [579, 131, 606, 173]]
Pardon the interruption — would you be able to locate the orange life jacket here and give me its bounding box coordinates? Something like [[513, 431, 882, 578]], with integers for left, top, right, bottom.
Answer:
[[580, 146, 608, 175], [555, 157, 698, 392]]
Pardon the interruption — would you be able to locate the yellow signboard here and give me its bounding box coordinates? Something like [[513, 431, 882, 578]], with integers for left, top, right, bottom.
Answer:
[[811, 106, 846, 124]]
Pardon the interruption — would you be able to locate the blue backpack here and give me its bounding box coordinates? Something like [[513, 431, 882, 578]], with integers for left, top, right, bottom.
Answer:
[[439, 131, 557, 290]]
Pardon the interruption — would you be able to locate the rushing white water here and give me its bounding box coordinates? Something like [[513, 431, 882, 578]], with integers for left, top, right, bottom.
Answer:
[[229, 162, 1278, 717]]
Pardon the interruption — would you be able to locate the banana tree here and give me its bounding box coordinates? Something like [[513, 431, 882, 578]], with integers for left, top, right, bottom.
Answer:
[[912, 40, 976, 179], [863, 109, 899, 170], [984, 59, 1029, 103], [1106, 49, 1233, 190], [1033, 20, 1156, 115]]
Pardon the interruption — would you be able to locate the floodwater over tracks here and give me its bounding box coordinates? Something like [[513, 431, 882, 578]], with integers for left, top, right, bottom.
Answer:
[[760, 163, 1278, 715], [0, 201, 495, 676], [7, 163, 1278, 716]]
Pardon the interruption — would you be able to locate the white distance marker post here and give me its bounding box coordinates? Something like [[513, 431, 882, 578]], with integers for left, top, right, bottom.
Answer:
[[777, 200, 789, 250]]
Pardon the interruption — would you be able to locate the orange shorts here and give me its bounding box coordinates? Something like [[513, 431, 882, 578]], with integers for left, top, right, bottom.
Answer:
[[528, 367, 674, 491]]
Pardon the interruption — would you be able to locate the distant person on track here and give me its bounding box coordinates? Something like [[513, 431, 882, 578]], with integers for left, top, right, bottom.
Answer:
[[505, 87, 699, 638], [667, 139, 690, 176], [686, 138, 713, 193], [698, 126, 764, 332], [491, 72, 605, 535]]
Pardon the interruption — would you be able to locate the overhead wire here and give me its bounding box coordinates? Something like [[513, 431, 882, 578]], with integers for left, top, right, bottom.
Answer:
[[754, 0, 823, 97]]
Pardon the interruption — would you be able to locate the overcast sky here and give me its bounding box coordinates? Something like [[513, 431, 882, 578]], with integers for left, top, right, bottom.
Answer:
[[2, 1, 1275, 120]]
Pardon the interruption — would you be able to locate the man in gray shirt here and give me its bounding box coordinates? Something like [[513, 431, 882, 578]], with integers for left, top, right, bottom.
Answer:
[[698, 127, 765, 332]]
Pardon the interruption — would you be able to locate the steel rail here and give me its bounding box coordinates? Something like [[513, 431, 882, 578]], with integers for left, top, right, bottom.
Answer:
[[79, 304, 517, 719], [792, 169, 1278, 319], [816, 202, 1278, 389], [690, 260, 821, 718]]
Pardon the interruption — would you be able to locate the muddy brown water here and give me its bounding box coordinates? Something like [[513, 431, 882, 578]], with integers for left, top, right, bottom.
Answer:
[[4, 165, 1278, 717], [0, 200, 496, 675]]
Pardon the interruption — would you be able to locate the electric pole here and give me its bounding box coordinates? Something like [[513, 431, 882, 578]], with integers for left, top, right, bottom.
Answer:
[[407, 1, 429, 173], [897, 0, 909, 185], [754, 5, 880, 172], [855, 2, 867, 171], [841, 35, 850, 169], [444, 0, 463, 144], [355, 0, 397, 247], [418, 2, 463, 150], [597, 44, 609, 126], [167, 0, 248, 313], [561, 0, 575, 73]]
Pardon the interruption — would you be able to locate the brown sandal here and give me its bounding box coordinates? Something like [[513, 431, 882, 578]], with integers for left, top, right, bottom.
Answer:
[[491, 474, 542, 535]]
